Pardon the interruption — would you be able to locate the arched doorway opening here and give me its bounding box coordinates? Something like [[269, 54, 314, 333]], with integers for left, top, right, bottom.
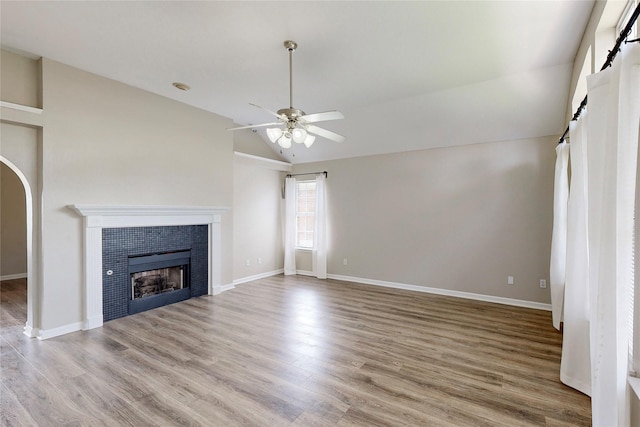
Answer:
[[0, 156, 36, 336]]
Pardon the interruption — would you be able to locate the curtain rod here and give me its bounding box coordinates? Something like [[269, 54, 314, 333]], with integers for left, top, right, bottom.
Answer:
[[558, 3, 640, 144], [282, 171, 328, 198], [285, 171, 328, 178]]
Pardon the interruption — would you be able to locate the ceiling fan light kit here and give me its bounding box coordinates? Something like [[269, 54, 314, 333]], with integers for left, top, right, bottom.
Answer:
[[278, 133, 292, 149], [228, 40, 345, 149], [291, 128, 314, 145], [267, 125, 316, 148], [266, 128, 283, 142]]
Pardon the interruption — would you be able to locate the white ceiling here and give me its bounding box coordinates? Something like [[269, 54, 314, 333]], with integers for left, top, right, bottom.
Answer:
[[1, 1, 596, 164]]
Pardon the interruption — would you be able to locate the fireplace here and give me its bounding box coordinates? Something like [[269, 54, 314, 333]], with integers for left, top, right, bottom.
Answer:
[[128, 250, 191, 315], [69, 204, 228, 331]]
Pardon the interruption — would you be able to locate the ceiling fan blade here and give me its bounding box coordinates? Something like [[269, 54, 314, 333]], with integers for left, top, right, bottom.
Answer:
[[306, 125, 345, 143], [300, 111, 344, 123], [249, 103, 287, 120], [227, 122, 282, 131]]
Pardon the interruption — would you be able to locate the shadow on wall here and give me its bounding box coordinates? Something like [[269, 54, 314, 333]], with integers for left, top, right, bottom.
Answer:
[[1, 161, 27, 279]]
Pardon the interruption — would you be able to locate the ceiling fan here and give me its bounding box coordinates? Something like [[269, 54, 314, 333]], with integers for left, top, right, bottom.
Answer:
[[228, 40, 345, 149]]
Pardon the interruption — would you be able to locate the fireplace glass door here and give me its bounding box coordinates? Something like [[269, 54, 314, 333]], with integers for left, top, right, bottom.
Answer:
[[131, 266, 185, 300], [127, 250, 191, 315]]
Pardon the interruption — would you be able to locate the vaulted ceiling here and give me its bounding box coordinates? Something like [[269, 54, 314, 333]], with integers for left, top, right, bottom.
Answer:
[[1, 1, 596, 164]]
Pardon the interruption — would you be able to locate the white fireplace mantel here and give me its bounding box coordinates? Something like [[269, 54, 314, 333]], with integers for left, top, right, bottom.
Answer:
[[69, 204, 230, 331]]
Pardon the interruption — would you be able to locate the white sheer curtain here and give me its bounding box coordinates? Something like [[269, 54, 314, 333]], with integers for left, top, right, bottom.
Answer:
[[312, 173, 328, 279], [585, 43, 639, 427], [550, 142, 569, 330], [284, 176, 297, 276], [555, 43, 640, 426], [560, 116, 591, 396]]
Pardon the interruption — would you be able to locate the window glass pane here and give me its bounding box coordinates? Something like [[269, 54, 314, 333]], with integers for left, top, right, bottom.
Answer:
[[296, 180, 316, 248]]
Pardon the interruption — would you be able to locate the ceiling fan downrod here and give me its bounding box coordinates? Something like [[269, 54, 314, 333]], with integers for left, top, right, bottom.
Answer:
[[276, 41, 305, 124], [285, 40, 297, 109]]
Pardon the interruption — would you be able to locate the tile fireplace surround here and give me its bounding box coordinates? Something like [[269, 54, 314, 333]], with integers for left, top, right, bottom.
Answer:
[[70, 205, 229, 331]]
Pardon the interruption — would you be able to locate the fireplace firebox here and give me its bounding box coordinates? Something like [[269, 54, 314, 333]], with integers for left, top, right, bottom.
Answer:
[[128, 250, 191, 315]]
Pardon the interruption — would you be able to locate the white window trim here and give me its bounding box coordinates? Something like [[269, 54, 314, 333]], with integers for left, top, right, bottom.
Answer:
[[617, 0, 638, 41]]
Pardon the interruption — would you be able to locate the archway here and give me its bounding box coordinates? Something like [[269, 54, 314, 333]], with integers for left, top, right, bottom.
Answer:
[[0, 156, 36, 336]]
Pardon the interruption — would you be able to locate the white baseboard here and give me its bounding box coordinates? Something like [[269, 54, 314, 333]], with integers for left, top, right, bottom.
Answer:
[[233, 269, 284, 286], [327, 274, 552, 311], [23, 324, 39, 338], [1, 273, 27, 281], [83, 315, 103, 331], [295, 270, 314, 277], [37, 321, 83, 340], [212, 284, 233, 295]]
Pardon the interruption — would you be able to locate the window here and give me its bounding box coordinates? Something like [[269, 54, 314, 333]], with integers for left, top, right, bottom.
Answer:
[[296, 180, 316, 249], [622, 0, 639, 375], [630, 0, 640, 379], [617, 0, 638, 43]]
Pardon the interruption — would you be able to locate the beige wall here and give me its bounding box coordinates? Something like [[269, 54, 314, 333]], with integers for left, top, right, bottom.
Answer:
[[0, 48, 41, 108], [233, 154, 286, 280], [1, 162, 27, 277], [292, 136, 555, 304], [0, 49, 243, 335], [0, 123, 39, 196], [231, 118, 288, 283], [1, 50, 44, 331], [233, 128, 284, 161], [0, 123, 42, 332], [31, 58, 234, 332]]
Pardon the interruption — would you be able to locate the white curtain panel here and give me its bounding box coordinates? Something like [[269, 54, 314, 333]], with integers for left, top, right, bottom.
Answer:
[[312, 174, 328, 279], [550, 142, 570, 330], [635, 83, 640, 376], [585, 43, 640, 426], [560, 116, 592, 396], [585, 65, 610, 417], [284, 177, 297, 276]]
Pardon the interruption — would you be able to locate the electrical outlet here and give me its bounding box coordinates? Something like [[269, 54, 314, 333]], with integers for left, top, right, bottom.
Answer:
[[257, 257, 262, 265], [245, 259, 251, 267], [343, 258, 348, 266], [507, 276, 514, 285], [540, 279, 547, 289]]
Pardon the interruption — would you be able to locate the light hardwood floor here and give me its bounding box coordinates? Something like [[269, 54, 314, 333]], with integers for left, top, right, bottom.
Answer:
[[1, 275, 590, 426]]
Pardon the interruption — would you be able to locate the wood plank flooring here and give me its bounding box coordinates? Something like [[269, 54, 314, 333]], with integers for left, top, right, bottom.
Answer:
[[1, 275, 591, 426]]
